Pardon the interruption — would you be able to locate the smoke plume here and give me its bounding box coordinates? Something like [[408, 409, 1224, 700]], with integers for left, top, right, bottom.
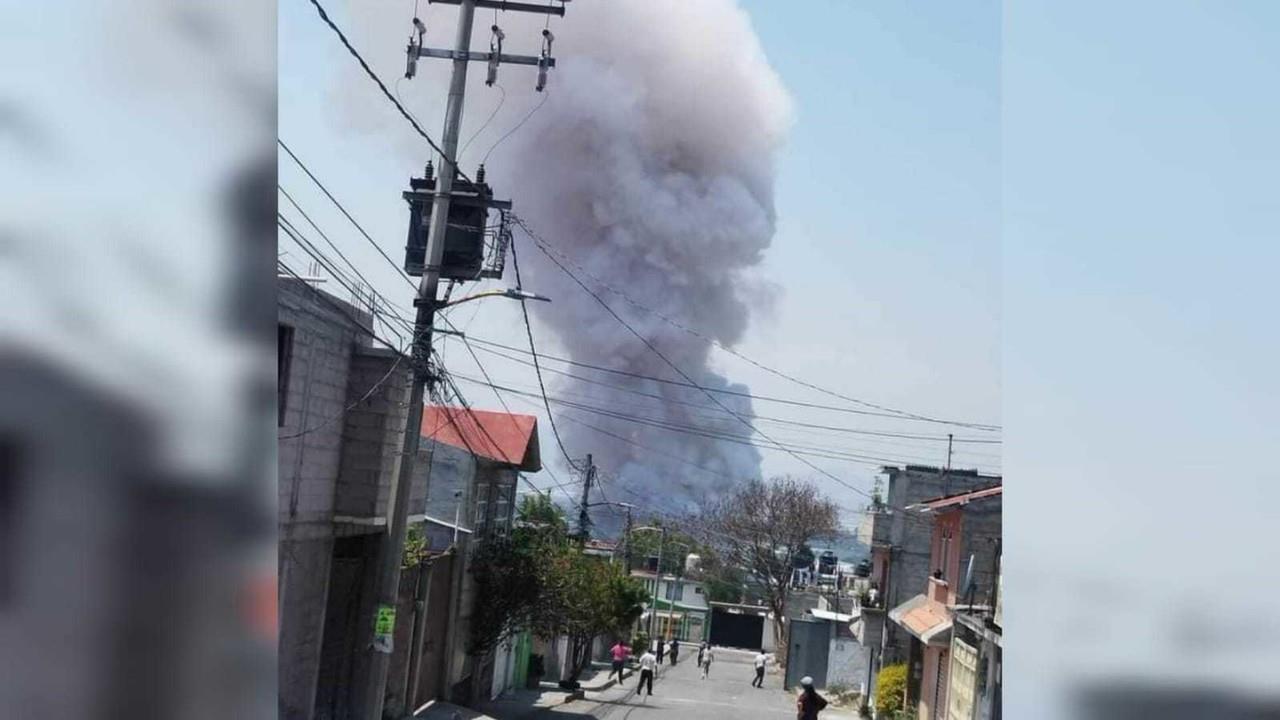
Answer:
[[342, 0, 791, 514]]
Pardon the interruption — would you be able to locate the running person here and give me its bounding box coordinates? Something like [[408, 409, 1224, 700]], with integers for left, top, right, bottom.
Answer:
[[637, 647, 658, 696], [752, 651, 768, 688], [609, 640, 631, 685]]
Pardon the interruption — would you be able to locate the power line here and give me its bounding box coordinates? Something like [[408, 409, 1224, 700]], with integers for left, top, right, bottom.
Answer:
[[482, 88, 550, 164], [277, 215, 418, 346], [450, 373, 1001, 471], [278, 139, 419, 294], [277, 221, 420, 352], [516, 218, 895, 504], [450, 341, 1001, 446], [526, 234, 1002, 432], [510, 234, 580, 472], [452, 332, 1004, 433], [280, 351, 406, 440], [302, 0, 472, 184]]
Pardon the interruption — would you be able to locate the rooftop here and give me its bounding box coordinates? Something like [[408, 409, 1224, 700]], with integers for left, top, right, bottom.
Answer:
[[421, 406, 541, 471], [881, 464, 1002, 480]]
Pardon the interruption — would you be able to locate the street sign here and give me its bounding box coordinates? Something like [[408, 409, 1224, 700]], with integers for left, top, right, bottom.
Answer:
[[373, 604, 396, 653]]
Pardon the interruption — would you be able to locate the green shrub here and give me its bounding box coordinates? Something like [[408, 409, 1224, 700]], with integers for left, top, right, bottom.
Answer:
[[875, 662, 908, 716]]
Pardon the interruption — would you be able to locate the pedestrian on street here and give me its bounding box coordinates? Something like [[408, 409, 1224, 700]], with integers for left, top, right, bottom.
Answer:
[[655, 636, 665, 664], [609, 640, 631, 685], [668, 638, 679, 665], [638, 647, 658, 696], [700, 647, 714, 680], [697, 641, 707, 668], [751, 651, 769, 688], [796, 677, 828, 720]]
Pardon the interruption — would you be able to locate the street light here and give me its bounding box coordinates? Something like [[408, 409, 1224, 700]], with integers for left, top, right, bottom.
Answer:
[[437, 287, 551, 309]]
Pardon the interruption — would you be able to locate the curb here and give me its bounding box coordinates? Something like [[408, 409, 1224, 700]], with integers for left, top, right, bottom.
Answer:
[[562, 668, 634, 703]]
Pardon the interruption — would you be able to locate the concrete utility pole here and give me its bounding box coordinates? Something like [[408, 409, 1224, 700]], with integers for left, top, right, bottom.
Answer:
[[623, 506, 633, 570], [577, 454, 595, 541], [649, 527, 666, 642], [363, 0, 564, 716]]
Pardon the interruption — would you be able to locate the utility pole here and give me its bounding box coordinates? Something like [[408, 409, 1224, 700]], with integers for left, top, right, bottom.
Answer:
[[623, 506, 633, 571], [363, 1, 564, 716], [578, 454, 595, 542], [648, 526, 667, 643]]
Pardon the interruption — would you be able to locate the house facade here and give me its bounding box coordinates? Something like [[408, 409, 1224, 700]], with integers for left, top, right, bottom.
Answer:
[[278, 278, 418, 720], [887, 484, 1002, 720], [395, 406, 541, 710], [631, 570, 711, 643], [850, 465, 1001, 710], [279, 276, 542, 718]]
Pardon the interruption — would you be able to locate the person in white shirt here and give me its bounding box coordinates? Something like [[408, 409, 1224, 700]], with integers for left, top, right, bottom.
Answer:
[[637, 649, 658, 696], [752, 651, 769, 688], [700, 647, 715, 679]]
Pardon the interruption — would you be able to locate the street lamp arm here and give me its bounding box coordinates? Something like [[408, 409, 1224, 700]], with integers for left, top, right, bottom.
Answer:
[[437, 287, 552, 309]]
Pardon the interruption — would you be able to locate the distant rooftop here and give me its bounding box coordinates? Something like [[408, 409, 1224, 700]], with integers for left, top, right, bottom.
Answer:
[[882, 464, 1002, 480], [907, 484, 1003, 513]]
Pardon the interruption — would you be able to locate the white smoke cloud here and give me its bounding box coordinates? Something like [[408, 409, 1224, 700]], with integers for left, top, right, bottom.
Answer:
[[340, 0, 792, 512]]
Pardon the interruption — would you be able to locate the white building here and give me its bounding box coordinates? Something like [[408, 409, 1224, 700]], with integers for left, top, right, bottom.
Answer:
[[630, 570, 711, 642]]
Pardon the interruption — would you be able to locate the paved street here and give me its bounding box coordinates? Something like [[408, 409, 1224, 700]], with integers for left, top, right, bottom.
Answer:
[[480, 647, 858, 720]]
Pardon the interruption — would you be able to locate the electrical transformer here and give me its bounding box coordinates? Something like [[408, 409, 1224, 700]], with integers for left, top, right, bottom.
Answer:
[[402, 165, 494, 281]]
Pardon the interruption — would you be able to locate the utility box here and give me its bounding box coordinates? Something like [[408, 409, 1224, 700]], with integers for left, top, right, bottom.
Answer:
[[402, 169, 493, 281]]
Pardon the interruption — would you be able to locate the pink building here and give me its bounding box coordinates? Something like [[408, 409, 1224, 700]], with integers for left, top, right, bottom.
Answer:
[[888, 485, 1001, 720]]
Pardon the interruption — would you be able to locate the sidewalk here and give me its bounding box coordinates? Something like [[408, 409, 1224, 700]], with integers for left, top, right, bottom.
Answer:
[[452, 662, 634, 719]]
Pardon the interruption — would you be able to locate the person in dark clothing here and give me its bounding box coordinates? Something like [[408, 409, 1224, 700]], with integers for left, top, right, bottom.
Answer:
[[796, 676, 828, 720], [668, 638, 679, 665], [655, 637, 665, 664]]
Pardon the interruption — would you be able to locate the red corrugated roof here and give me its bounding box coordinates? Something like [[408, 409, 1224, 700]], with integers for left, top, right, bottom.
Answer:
[[421, 406, 541, 471]]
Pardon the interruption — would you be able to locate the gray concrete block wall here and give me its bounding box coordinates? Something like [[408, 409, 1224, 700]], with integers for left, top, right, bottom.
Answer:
[[279, 537, 335, 720], [334, 349, 411, 518], [278, 280, 402, 720], [419, 443, 476, 526], [279, 279, 370, 529]]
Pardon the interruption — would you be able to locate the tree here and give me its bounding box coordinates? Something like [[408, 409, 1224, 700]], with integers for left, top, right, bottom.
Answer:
[[468, 535, 542, 655], [701, 476, 839, 661], [473, 495, 647, 682], [530, 542, 646, 681], [516, 493, 569, 536], [625, 519, 700, 574]]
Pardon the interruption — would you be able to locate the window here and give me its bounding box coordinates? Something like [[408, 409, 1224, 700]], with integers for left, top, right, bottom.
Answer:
[[278, 325, 295, 426], [665, 581, 684, 601]]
